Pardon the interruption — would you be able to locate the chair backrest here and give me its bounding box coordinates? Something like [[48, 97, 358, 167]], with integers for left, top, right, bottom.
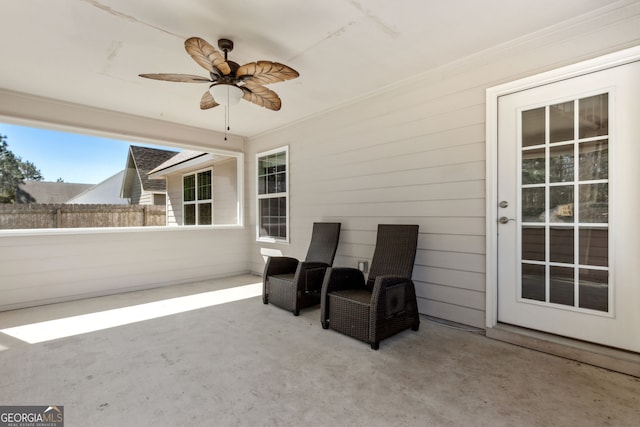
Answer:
[[304, 222, 342, 265], [367, 224, 419, 286]]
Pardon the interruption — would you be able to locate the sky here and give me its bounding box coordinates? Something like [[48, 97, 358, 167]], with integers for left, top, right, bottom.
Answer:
[[0, 122, 178, 184]]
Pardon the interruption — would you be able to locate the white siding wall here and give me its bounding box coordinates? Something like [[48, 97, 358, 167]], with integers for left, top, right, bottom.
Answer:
[[131, 176, 142, 204], [213, 158, 238, 225], [0, 228, 250, 311], [166, 174, 181, 226], [139, 190, 154, 206], [246, 3, 640, 328]]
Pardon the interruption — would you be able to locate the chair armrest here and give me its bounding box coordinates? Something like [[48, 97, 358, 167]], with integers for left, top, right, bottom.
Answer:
[[263, 257, 299, 304], [295, 261, 331, 293], [298, 261, 330, 271], [264, 256, 300, 278], [372, 275, 412, 290]]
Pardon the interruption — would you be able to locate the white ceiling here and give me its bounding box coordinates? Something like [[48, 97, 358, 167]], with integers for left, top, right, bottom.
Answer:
[[0, 0, 619, 138]]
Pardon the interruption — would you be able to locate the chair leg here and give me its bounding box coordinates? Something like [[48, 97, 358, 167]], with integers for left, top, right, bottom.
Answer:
[[262, 295, 268, 304], [411, 322, 419, 331], [293, 308, 300, 316], [321, 320, 329, 329], [371, 342, 380, 350]]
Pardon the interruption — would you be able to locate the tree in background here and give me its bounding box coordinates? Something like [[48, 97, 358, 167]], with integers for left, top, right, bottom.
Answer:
[[0, 134, 44, 203]]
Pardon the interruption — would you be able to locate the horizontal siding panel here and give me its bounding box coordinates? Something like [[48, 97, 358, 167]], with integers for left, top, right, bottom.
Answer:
[[315, 181, 485, 205], [415, 281, 485, 311], [421, 233, 485, 254], [418, 298, 485, 329], [413, 265, 484, 292], [314, 162, 486, 191], [310, 104, 485, 159], [297, 123, 485, 166], [415, 250, 485, 273], [313, 217, 486, 236], [317, 198, 485, 218], [296, 144, 486, 190]]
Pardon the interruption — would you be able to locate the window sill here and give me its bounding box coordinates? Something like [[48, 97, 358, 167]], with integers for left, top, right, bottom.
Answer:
[[256, 237, 289, 244]]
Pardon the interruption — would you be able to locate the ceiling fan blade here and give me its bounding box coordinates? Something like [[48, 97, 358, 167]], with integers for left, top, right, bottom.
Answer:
[[138, 73, 212, 83], [237, 61, 299, 85], [241, 83, 282, 111], [200, 91, 219, 110], [185, 37, 231, 76]]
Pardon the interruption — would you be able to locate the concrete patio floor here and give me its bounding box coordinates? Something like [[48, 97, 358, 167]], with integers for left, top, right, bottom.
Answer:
[[1, 274, 639, 426]]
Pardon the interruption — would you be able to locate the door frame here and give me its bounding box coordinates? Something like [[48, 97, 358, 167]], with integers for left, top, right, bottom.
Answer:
[[485, 45, 640, 329]]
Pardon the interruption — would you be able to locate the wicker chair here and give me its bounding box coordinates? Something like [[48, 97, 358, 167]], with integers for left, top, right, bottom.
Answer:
[[320, 224, 420, 349], [262, 222, 341, 316]]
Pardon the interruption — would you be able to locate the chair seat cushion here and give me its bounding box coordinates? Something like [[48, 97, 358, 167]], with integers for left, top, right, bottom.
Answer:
[[270, 273, 295, 285], [330, 289, 372, 305]]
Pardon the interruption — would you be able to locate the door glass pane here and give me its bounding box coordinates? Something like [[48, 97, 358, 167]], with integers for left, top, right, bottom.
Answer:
[[550, 266, 574, 306], [550, 101, 574, 143], [579, 94, 608, 138], [579, 183, 608, 223], [550, 227, 574, 264], [549, 186, 574, 222], [579, 269, 608, 312], [522, 263, 545, 301], [522, 148, 545, 184], [579, 228, 608, 267], [579, 140, 608, 180], [522, 227, 545, 261], [522, 108, 545, 147], [549, 145, 574, 183], [522, 187, 545, 222]]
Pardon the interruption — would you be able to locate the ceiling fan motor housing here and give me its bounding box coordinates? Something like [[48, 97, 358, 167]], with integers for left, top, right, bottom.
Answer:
[[218, 38, 234, 53]]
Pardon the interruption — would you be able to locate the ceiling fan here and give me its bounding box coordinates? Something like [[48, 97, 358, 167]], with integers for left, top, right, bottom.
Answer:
[[139, 37, 299, 111]]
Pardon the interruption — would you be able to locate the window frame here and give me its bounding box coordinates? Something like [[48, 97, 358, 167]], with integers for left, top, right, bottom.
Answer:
[[0, 91, 245, 236], [256, 145, 289, 243], [182, 167, 213, 226]]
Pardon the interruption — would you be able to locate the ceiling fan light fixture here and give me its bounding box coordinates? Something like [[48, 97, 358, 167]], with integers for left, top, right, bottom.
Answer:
[[209, 84, 243, 106]]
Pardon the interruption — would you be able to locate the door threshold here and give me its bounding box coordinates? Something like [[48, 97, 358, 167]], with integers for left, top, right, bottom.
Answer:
[[486, 323, 640, 377]]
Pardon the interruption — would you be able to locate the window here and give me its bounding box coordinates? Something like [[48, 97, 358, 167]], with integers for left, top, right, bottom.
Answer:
[[257, 146, 288, 241], [0, 115, 244, 233], [183, 169, 212, 226]]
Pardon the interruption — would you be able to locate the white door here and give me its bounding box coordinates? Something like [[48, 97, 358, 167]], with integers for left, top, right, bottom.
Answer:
[[497, 60, 640, 353]]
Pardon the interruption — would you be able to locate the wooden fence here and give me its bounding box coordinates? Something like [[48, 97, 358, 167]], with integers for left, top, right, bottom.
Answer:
[[0, 204, 166, 229]]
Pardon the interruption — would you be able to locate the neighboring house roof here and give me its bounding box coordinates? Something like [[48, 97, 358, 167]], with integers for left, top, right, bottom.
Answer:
[[121, 145, 178, 198], [16, 181, 93, 203], [67, 170, 128, 204], [148, 151, 208, 176]]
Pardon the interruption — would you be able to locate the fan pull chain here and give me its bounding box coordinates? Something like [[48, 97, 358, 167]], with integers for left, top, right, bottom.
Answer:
[[224, 89, 231, 141], [224, 105, 231, 141]]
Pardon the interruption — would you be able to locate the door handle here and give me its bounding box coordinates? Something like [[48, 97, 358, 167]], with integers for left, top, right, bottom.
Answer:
[[498, 216, 515, 224]]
